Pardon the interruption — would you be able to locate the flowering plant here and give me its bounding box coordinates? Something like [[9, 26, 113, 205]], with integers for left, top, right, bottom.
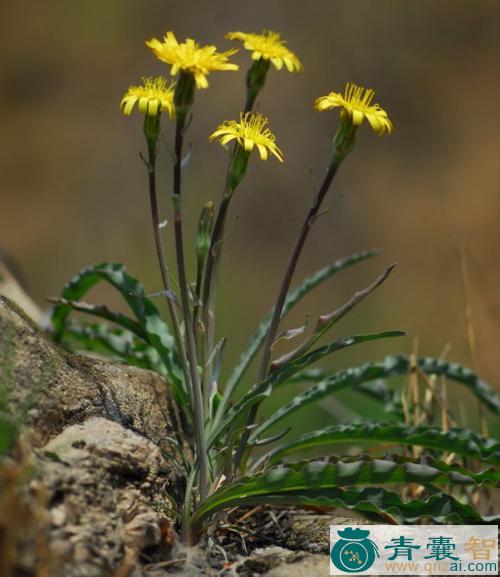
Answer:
[[51, 29, 499, 542]]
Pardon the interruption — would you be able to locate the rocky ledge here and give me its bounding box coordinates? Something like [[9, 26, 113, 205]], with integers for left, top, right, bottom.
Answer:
[[0, 297, 371, 576]]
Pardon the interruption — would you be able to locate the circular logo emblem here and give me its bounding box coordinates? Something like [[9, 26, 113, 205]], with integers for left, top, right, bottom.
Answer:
[[331, 528, 379, 573]]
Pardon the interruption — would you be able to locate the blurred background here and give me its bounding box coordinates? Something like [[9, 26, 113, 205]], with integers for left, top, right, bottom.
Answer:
[[1, 1, 498, 430]]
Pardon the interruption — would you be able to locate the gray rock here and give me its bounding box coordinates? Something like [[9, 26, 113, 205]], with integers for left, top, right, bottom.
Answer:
[[34, 418, 174, 577], [0, 296, 177, 452], [0, 296, 381, 577]]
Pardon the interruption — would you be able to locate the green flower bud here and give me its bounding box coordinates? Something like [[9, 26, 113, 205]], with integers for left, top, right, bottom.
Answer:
[[174, 72, 196, 119], [196, 202, 215, 261], [245, 58, 270, 110], [227, 146, 251, 193], [143, 113, 161, 148]]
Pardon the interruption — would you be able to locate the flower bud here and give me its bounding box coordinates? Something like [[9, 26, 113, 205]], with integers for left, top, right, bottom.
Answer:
[[245, 58, 270, 110], [143, 113, 161, 149], [227, 146, 250, 193], [196, 202, 215, 261], [174, 72, 196, 119]]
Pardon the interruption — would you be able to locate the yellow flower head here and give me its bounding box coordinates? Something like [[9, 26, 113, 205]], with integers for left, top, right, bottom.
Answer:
[[120, 76, 175, 118], [210, 113, 284, 162], [226, 30, 302, 73], [315, 83, 393, 135], [146, 31, 238, 89]]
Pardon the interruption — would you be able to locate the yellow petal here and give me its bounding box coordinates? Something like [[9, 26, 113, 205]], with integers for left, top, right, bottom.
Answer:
[[166, 31, 177, 45], [244, 138, 254, 152], [195, 73, 209, 89], [271, 57, 283, 70], [257, 144, 268, 160], [121, 97, 136, 115], [148, 99, 159, 116], [351, 109, 364, 125], [138, 97, 149, 114]]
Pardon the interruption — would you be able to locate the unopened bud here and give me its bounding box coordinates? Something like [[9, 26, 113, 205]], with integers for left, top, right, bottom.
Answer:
[[196, 202, 215, 260]]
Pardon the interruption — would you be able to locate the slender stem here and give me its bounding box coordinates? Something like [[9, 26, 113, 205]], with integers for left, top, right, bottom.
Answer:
[[146, 142, 192, 402], [201, 191, 231, 361], [199, 79, 259, 375], [259, 160, 341, 378], [172, 114, 208, 500], [233, 157, 342, 471]]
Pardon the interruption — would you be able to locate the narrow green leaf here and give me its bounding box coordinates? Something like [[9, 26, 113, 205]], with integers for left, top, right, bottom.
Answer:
[[51, 298, 147, 341], [268, 331, 407, 388], [218, 250, 378, 421], [410, 356, 500, 414], [193, 459, 490, 529], [251, 356, 500, 442], [262, 422, 500, 466], [64, 322, 164, 373], [288, 369, 403, 415], [50, 263, 185, 403], [209, 331, 405, 448]]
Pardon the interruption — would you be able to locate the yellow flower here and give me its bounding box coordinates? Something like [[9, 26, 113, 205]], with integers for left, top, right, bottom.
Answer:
[[146, 31, 238, 89], [120, 77, 175, 117], [210, 113, 284, 162], [315, 83, 393, 135], [226, 30, 302, 72]]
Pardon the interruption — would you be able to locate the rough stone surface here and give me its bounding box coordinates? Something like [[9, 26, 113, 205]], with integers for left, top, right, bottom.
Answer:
[[0, 295, 377, 577], [32, 418, 175, 577], [0, 296, 176, 451]]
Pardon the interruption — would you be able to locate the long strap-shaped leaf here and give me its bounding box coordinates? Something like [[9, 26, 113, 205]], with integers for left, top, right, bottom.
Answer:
[[250, 356, 500, 442], [267, 331, 406, 389], [64, 322, 164, 373], [51, 298, 148, 341], [50, 263, 184, 395], [192, 459, 493, 530], [261, 422, 500, 466], [208, 331, 405, 448], [289, 370, 403, 415], [216, 250, 378, 424]]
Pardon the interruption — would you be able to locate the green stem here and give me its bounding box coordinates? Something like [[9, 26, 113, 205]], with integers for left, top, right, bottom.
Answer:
[[200, 65, 263, 377], [172, 113, 208, 501], [233, 155, 344, 472], [146, 140, 192, 402], [201, 189, 231, 365]]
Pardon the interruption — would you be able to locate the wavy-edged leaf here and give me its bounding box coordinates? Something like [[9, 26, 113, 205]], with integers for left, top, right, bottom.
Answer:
[[50, 263, 185, 402], [286, 369, 403, 415], [261, 422, 500, 466], [209, 332, 405, 448], [217, 250, 378, 423], [410, 356, 500, 414], [268, 331, 406, 391], [50, 298, 147, 340], [250, 365, 394, 442], [250, 356, 500, 442], [192, 459, 490, 530], [64, 322, 164, 373]]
